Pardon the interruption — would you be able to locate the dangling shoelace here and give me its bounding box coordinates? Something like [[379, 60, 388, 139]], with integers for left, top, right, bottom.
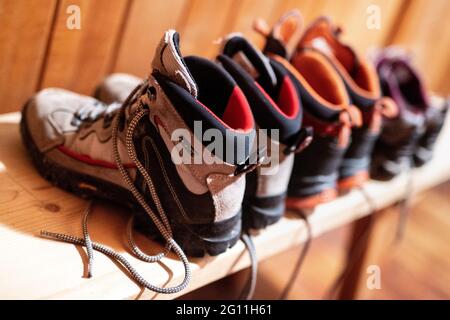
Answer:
[[239, 227, 313, 300], [325, 185, 376, 299], [326, 167, 413, 299], [41, 82, 191, 295], [279, 209, 312, 299], [238, 234, 258, 300]]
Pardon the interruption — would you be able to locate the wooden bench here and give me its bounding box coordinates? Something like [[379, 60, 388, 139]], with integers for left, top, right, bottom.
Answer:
[[1, 111, 449, 299]]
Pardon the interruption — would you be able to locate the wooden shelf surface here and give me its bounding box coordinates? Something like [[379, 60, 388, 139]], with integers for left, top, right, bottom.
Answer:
[[1, 112, 449, 300]]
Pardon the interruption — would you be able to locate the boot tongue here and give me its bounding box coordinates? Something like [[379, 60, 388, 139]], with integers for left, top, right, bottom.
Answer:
[[221, 33, 277, 89], [152, 30, 198, 98]]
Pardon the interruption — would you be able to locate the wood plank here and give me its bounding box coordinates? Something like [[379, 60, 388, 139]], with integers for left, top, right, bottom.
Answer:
[[0, 0, 57, 114], [278, 0, 406, 52], [39, 0, 129, 95], [436, 62, 450, 94], [386, 0, 450, 93], [0, 110, 449, 299], [113, 0, 189, 78], [250, 0, 405, 57], [226, 0, 280, 48], [270, 0, 315, 18], [177, 0, 239, 58], [328, 0, 405, 52]]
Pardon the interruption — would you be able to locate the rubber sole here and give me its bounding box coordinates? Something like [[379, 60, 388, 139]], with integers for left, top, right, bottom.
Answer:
[[20, 103, 240, 257], [134, 210, 241, 257], [286, 188, 337, 210], [337, 171, 369, 192]]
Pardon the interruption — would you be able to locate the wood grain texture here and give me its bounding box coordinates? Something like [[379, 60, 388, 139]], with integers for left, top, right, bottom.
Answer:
[[436, 63, 450, 94], [337, 213, 376, 299], [386, 0, 450, 93], [0, 0, 449, 116], [0, 109, 449, 299], [113, 0, 189, 78], [226, 0, 280, 48], [39, 0, 129, 94], [176, 0, 239, 57], [273, 0, 405, 52], [0, 0, 57, 113]]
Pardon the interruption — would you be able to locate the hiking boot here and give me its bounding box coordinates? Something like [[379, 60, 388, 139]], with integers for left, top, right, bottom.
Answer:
[[21, 30, 257, 257], [298, 16, 398, 191], [255, 11, 361, 210], [217, 34, 310, 229], [370, 49, 428, 180]]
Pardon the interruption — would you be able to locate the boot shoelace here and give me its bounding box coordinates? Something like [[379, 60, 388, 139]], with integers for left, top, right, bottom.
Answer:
[[326, 173, 412, 299], [239, 215, 312, 301], [40, 205, 178, 292], [325, 185, 376, 299], [279, 210, 312, 299], [239, 234, 258, 300], [41, 82, 191, 294]]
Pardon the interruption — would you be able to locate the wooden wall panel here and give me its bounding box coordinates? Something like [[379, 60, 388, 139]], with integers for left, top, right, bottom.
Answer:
[[0, 0, 57, 113], [272, 0, 405, 52], [0, 0, 449, 115], [226, 0, 279, 48], [40, 0, 129, 94], [271, 0, 318, 23], [113, 0, 188, 78], [436, 63, 450, 94], [177, 0, 239, 57], [386, 0, 450, 93], [312, 0, 405, 52]]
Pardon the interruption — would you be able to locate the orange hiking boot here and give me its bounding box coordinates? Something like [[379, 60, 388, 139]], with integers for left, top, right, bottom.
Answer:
[[255, 10, 361, 211]]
